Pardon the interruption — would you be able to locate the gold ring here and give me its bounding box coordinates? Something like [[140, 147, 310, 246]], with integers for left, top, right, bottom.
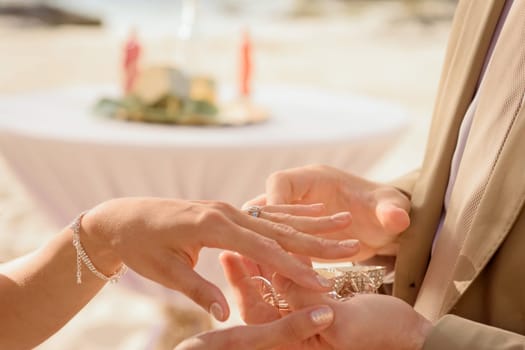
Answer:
[[251, 276, 290, 311]]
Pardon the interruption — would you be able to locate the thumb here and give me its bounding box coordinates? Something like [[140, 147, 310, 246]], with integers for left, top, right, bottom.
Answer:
[[173, 261, 230, 322], [375, 201, 410, 234], [175, 305, 334, 350]]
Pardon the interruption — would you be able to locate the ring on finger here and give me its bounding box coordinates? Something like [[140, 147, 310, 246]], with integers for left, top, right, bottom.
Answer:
[[247, 206, 263, 218]]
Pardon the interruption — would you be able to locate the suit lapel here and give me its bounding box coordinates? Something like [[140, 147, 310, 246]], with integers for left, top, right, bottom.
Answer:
[[437, 0, 525, 315], [394, 0, 505, 306], [440, 106, 525, 315]]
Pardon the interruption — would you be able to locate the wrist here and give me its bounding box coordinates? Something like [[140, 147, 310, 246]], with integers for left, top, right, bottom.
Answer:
[[78, 210, 123, 275]]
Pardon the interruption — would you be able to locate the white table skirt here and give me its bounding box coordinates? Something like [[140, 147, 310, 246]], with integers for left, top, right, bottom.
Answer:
[[0, 84, 409, 309]]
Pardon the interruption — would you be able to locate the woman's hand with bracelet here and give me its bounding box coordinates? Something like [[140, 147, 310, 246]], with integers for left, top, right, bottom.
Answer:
[[78, 197, 359, 321]]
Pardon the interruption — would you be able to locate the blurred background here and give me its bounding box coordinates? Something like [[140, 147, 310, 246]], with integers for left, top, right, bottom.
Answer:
[[0, 0, 455, 349]]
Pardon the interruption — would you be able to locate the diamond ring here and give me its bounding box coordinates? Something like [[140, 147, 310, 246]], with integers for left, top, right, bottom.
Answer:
[[247, 206, 262, 218]]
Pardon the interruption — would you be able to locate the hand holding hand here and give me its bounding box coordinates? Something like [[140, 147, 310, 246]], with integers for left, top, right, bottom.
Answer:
[[80, 197, 359, 320], [221, 251, 432, 350]]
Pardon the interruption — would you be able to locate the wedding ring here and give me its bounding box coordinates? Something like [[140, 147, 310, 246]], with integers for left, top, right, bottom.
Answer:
[[251, 276, 290, 311], [247, 206, 262, 218]]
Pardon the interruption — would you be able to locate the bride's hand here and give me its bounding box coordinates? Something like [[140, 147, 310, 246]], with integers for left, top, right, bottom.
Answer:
[[79, 197, 359, 321]]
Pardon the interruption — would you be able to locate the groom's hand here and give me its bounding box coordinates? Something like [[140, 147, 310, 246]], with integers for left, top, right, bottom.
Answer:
[[220, 251, 431, 350], [175, 304, 334, 350], [245, 165, 411, 260], [272, 273, 432, 350]]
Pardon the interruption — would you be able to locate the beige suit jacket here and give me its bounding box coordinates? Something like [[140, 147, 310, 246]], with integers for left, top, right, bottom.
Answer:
[[391, 0, 525, 348]]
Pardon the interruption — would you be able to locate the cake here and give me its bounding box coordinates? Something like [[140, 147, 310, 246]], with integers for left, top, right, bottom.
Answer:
[[95, 66, 268, 126]]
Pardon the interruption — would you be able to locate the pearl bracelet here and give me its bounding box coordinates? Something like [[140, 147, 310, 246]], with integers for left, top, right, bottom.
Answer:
[[71, 211, 127, 284]]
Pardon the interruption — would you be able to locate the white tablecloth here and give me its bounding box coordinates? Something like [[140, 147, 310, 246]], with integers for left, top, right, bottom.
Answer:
[[0, 84, 409, 310]]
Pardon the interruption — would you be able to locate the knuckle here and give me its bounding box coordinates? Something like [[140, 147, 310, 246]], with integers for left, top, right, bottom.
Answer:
[[274, 222, 296, 234], [200, 209, 228, 225], [274, 212, 292, 222], [258, 237, 284, 253], [210, 201, 235, 212], [267, 170, 288, 185], [271, 222, 299, 240], [313, 236, 332, 249]]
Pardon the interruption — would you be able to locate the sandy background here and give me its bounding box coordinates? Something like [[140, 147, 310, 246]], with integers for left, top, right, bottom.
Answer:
[[0, 1, 454, 349]]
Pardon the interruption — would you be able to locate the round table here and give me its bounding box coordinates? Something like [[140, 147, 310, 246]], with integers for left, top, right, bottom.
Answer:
[[0, 84, 409, 311]]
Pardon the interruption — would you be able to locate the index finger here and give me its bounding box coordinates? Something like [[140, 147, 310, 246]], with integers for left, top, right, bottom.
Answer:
[[210, 225, 332, 291], [233, 212, 359, 260]]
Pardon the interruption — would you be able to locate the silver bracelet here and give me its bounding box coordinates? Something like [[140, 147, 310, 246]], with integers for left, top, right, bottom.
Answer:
[[71, 211, 127, 284]]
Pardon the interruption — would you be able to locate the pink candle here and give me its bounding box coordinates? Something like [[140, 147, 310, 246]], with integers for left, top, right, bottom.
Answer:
[[123, 29, 141, 94], [240, 29, 251, 98]]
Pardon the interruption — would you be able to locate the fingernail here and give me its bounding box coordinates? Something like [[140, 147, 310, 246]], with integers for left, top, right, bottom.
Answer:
[[310, 306, 334, 325], [317, 274, 333, 288], [331, 212, 351, 222], [339, 239, 359, 248], [378, 202, 398, 212], [209, 302, 224, 321]]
